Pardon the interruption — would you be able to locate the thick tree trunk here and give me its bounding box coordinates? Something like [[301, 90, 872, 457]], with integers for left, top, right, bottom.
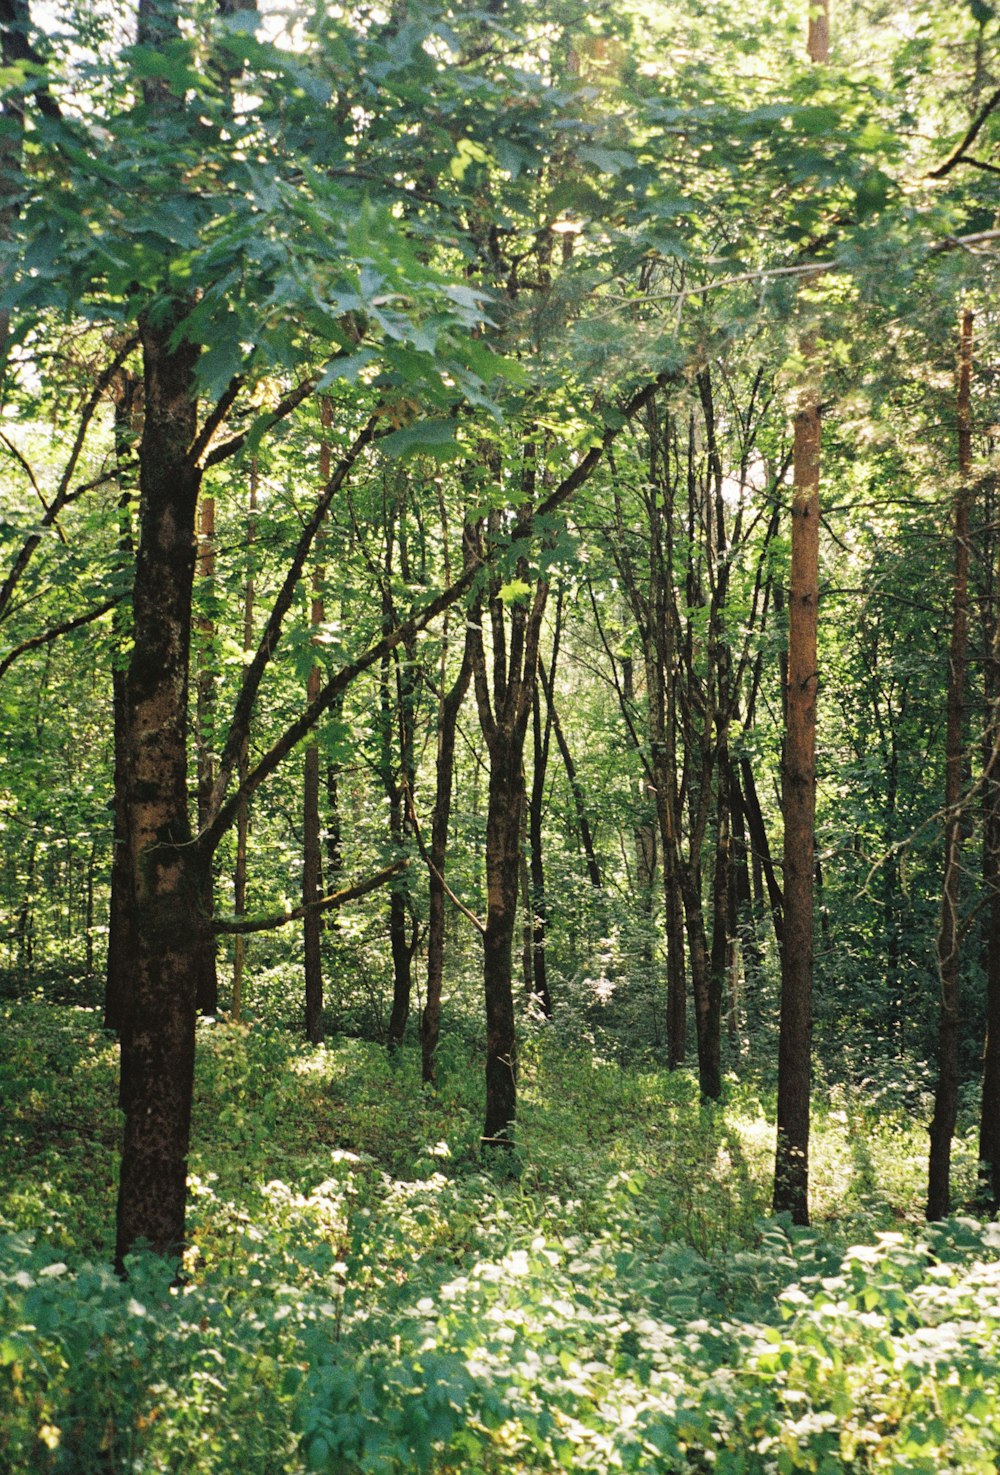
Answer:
[[115, 307, 206, 1270], [772, 0, 827, 1229], [928, 309, 974, 1221]]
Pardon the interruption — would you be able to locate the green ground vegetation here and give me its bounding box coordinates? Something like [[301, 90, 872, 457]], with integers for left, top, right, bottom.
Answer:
[[1, 990, 995, 1475]]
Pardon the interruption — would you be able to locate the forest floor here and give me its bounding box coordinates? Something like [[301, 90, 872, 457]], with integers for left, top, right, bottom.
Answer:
[[1, 994, 998, 1474]]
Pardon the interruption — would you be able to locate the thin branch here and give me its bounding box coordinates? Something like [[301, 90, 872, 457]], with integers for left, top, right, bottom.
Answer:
[[401, 778, 485, 934], [202, 373, 675, 856], [202, 377, 316, 469], [206, 414, 381, 825], [928, 87, 1000, 178], [0, 334, 138, 622], [212, 859, 408, 935], [0, 595, 118, 681], [189, 374, 245, 465]]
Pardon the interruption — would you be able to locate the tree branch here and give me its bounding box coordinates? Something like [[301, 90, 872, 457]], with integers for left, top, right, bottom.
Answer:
[[928, 87, 1000, 178], [0, 595, 118, 681], [212, 859, 409, 935], [200, 371, 679, 857], [202, 376, 316, 469]]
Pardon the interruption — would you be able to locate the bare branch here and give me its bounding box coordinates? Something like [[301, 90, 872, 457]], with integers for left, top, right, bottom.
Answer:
[[0, 594, 119, 681], [928, 87, 1000, 178], [212, 859, 409, 935]]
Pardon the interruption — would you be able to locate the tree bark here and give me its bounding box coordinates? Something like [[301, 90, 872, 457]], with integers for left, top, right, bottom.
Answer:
[[928, 308, 974, 1221], [115, 303, 206, 1270], [194, 489, 219, 1015], [303, 403, 331, 1045], [773, 378, 821, 1224], [231, 463, 257, 1023], [421, 589, 474, 1082], [773, 1, 827, 1226], [527, 682, 553, 1016]]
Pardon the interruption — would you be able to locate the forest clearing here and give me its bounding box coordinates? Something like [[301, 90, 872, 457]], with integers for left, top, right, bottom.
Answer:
[[1, 0, 1000, 1469]]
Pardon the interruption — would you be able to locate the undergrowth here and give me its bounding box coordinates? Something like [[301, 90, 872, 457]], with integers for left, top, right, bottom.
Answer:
[[0, 998, 996, 1474]]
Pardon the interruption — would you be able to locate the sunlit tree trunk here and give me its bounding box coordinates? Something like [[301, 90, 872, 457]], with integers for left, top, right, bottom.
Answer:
[[773, 0, 827, 1228], [194, 489, 219, 1015]]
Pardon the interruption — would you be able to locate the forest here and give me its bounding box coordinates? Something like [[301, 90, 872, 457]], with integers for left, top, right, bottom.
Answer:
[[1, 0, 1000, 1469]]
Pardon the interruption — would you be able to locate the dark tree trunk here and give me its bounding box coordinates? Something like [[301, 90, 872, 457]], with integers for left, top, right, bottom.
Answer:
[[773, 383, 821, 1227], [979, 470, 1000, 1209], [539, 664, 602, 890], [708, 780, 731, 1081], [303, 402, 331, 1044], [739, 755, 784, 947], [528, 683, 552, 1017], [482, 736, 524, 1142], [928, 309, 974, 1221], [115, 305, 207, 1270], [231, 463, 257, 1023], [421, 621, 473, 1082]]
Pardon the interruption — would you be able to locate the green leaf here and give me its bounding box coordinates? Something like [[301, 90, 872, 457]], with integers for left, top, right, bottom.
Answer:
[[380, 419, 459, 462]]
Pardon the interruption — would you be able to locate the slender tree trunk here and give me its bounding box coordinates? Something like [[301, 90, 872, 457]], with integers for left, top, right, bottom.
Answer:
[[773, 353, 822, 1225], [482, 734, 524, 1142], [773, 2, 827, 1227], [528, 683, 552, 1016], [231, 463, 257, 1023], [979, 468, 1000, 1208], [539, 665, 602, 890], [194, 490, 219, 1015], [303, 404, 331, 1045], [928, 309, 974, 1220], [708, 780, 731, 1080], [421, 618, 473, 1082]]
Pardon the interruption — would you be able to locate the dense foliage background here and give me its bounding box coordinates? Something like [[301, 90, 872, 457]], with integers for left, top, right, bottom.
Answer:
[[1, 0, 999, 1468]]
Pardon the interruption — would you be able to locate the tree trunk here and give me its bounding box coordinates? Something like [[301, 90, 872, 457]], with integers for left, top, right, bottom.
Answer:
[[105, 376, 138, 1034], [303, 404, 331, 1045], [528, 683, 552, 1016], [928, 308, 974, 1221], [421, 622, 473, 1082], [773, 367, 822, 1226], [772, 2, 827, 1228], [482, 734, 523, 1142], [194, 489, 219, 1015], [115, 306, 206, 1270], [231, 462, 257, 1023]]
